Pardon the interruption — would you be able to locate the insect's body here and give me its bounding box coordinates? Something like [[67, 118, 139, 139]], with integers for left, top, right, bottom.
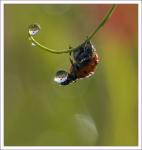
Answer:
[[54, 41, 99, 85], [71, 51, 99, 79]]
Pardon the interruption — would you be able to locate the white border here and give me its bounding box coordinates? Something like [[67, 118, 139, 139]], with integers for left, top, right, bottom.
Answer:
[[1, 0, 141, 4], [138, 1, 142, 149], [0, 1, 141, 150]]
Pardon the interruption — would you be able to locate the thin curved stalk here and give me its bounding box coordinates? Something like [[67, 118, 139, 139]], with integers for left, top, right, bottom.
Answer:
[[87, 4, 116, 41], [29, 4, 116, 54], [29, 34, 76, 54]]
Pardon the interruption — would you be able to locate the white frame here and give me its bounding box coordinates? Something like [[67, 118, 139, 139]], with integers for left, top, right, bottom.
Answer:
[[0, 1, 141, 150]]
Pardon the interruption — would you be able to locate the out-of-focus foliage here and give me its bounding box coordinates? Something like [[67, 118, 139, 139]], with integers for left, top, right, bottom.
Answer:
[[4, 4, 138, 146]]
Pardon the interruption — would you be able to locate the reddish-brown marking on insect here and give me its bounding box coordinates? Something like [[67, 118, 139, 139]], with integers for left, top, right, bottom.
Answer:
[[76, 52, 99, 79], [69, 51, 99, 79]]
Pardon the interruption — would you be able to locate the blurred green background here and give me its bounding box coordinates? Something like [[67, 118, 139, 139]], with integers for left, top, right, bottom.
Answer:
[[4, 4, 138, 146]]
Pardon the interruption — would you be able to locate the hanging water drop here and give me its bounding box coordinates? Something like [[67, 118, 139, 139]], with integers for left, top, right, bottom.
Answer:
[[31, 42, 36, 46], [28, 24, 40, 36], [54, 70, 68, 84]]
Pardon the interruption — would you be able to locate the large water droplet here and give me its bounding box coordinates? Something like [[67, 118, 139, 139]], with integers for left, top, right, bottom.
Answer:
[[28, 24, 40, 36], [54, 70, 68, 84]]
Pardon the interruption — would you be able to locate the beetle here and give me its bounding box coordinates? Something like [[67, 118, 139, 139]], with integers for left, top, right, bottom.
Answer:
[[54, 41, 99, 85]]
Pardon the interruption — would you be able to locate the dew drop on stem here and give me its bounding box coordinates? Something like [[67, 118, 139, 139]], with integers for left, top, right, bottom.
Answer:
[[29, 24, 40, 36]]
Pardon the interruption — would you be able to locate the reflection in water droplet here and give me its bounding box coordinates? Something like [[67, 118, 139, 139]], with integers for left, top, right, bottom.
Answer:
[[31, 42, 36, 46], [29, 24, 40, 36], [54, 70, 68, 84]]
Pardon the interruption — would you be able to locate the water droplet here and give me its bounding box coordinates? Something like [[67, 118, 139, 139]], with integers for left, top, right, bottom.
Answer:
[[28, 24, 40, 36], [54, 70, 68, 84], [31, 42, 36, 46]]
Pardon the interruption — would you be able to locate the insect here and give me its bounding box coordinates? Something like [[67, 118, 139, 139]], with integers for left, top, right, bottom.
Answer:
[[54, 41, 99, 85]]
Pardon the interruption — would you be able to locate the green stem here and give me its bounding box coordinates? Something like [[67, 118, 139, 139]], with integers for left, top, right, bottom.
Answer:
[[87, 4, 116, 41], [29, 4, 116, 54], [29, 35, 76, 54]]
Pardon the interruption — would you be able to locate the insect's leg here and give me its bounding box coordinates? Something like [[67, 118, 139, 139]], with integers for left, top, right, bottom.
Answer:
[[70, 64, 78, 80], [85, 36, 89, 42], [68, 46, 74, 65], [70, 57, 74, 66]]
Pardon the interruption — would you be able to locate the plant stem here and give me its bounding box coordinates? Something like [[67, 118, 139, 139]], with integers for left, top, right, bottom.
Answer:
[[29, 4, 116, 54], [29, 35, 75, 54], [87, 4, 116, 41]]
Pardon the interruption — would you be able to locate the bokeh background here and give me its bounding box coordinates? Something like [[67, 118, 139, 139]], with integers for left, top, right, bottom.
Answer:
[[4, 4, 138, 146]]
